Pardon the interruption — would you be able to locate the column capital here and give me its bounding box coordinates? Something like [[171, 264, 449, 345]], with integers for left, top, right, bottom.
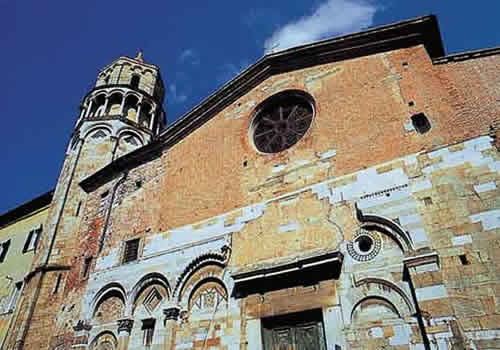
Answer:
[[163, 306, 181, 321], [117, 318, 134, 334]]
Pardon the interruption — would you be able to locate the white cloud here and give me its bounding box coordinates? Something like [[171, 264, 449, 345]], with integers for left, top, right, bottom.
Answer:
[[264, 0, 379, 53], [168, 84, 188, 104], [179, 48, 200, 65]]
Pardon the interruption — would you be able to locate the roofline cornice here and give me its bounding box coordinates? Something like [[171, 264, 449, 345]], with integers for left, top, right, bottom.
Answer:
[[0, 190, 54, 229], [433, 46, 500, 64], [80, 15, 446, 192]]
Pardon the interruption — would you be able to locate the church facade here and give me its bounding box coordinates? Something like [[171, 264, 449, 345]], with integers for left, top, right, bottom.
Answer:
[[2, 15, 500, 350]]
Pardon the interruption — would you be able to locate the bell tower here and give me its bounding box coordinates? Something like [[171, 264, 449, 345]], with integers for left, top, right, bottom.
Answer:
[[73, 50, 166, 163], [7, 52, 166, 350]]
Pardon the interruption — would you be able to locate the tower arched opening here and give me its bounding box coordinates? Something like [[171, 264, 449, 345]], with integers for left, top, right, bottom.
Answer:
[[105, 92, 123, 116], [124, 95, 139, 122], [89, 94, 106, 118], [130, 74, 140, 89], [139, 102, 152, 128]]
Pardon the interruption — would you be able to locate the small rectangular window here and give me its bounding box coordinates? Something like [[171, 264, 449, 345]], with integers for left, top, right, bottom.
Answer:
[[6, 282, 22, 312], [53, 274, 62, 294], [82, 256, 92, 279], [142, 319, 155, 347], [123, 239, 140, 264], [23, 226, 42, 253], [0, 240, 11, 263], [459, 254, 470, 265], [75, 201, 82, 216]]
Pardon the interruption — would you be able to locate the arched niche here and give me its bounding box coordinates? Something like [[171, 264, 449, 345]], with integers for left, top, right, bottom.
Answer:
[[188, 277, 228, 313], [123, 95, 139, 122], [177, 261, 226, 307], [91, 284, 126, 325], [356, 206, 414, 251], [105, 92, 123, 116], [351, 296, 401, 324], [89, 331, 118, 350], [130, 273, 170, 317], [85, 127, 111, 143], [348, 278, 414, 327], [138, 102, 152, 128], [116, 131, 143, 158], [90, 94, 106, 118]]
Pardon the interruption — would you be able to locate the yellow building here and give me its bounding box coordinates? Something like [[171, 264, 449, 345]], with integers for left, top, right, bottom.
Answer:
[[0, 191, 52, 348]]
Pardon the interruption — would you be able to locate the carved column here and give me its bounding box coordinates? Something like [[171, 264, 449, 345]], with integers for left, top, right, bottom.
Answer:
[[135, 102, 142, 123], [163, 306, 180, 350], [117, 318, 134, 350], [72, 320, 92, 350], [119, 96, 126, 116], [102, 97, 109, 116], [86, 100, 93, 118]]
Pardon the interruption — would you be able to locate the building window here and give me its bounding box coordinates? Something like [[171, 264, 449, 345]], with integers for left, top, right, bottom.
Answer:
[[0, 239, 11, 263], [53, 274, 62, 294], [142, 318, 155, 347], [251, 90, 314, 154], [75, 201, 82, 216], [23, 226, 42, 253], [123, 238, 140, 264], [6, 282, 22, 313], [82, 256, 92, 279], [411, 113, 431, 134], [131, 75, 140, 89], [261, 309, 326, 350]]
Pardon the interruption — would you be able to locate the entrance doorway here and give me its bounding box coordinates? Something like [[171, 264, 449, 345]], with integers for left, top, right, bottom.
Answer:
[[261, 309, 327, 350]]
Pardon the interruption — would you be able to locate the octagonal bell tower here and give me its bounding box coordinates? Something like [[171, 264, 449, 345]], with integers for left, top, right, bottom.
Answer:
[[9, 53, 167, 350], [72, 50, 166, 163]]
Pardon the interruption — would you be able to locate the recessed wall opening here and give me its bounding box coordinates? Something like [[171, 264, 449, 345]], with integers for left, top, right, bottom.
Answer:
[[356, 235, 373, 253], [53, 273, 62, 294], [82, 256, 92, 279], [459, 254, 470, 265], [131, 75, 140, 89], [411, 113, 431, 134]]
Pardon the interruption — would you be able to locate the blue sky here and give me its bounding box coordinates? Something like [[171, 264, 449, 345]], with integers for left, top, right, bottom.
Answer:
[[1, 0, 499, 213]]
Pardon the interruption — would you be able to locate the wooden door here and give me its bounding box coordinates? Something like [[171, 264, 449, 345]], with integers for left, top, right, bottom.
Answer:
[[262, 310, 326, 350]]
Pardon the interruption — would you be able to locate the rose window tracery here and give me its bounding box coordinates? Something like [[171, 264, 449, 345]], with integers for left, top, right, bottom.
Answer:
[[251, 91, 314, 153]]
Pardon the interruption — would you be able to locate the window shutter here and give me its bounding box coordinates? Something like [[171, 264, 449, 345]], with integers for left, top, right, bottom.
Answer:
[[23, 231, 34, 253], [123, 239, 140, 263], [0, 240, 11, 262], [33, 226, 42, 250]]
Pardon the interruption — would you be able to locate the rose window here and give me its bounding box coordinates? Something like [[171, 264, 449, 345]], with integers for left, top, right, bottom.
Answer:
[[251, 91, 314, 153]]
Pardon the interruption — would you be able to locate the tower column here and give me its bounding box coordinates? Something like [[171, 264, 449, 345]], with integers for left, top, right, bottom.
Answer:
[[163, 306, 180, 350], [86, 99, 93, 118], [102, 96, 110, 116], [136, 101, 143, 122], [119, 96, 126, 116], [117, 318, 134, 350], [149, 111, 156, 130]]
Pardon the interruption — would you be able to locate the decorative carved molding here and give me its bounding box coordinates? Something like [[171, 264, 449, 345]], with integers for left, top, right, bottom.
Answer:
[[403, 251, 440, 270], [73, 319, 92, 332], [163, 306, 181, 321], [117, 318, 134, 333], [172, 251, 227, 299]]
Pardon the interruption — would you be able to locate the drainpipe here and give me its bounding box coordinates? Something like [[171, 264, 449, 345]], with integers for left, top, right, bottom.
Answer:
[[403, 266, 431, 350], [98, 171, 128, 254]]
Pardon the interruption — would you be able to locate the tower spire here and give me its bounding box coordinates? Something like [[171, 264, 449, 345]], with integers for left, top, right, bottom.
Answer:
[[135, 49, 144, 62]]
